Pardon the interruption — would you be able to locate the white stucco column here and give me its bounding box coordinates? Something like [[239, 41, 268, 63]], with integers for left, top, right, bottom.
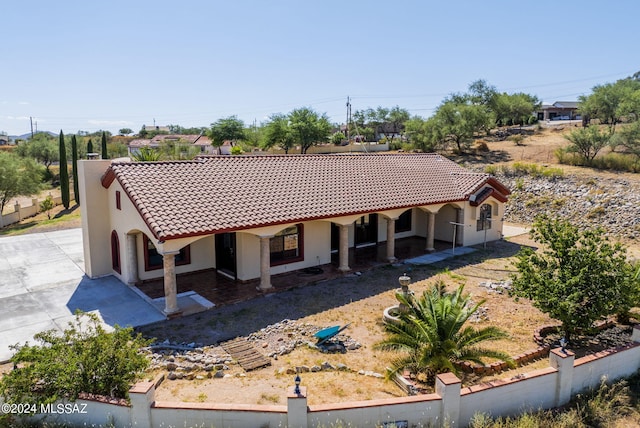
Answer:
[[338, 224, 350, 272], [259, 236, 273, 290], [386, 217, 397, 263], [162, 251, 180, 315], [456, 208, 464, 246], [426, 211, 436, 252], [126, 233, 139, 285]]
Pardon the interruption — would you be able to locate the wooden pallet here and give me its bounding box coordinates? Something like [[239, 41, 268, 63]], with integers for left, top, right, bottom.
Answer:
[[222, 338, 271, 371]]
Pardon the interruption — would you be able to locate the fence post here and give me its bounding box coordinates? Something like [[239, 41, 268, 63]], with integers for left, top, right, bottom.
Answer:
[[32, 198, 39, 213], [436, 372, 461, 428], [632, 325, 640, 343], [14, 202, 21, 221], [287, 385, 308, 428], [549, 347, 575, 407], [129, 380, 156, 427]]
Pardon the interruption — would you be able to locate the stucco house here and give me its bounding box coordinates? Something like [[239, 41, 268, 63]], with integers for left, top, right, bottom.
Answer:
[[78, 153, 510, 316], [537, 101, 580, 121], [128, 134, 214, 156]]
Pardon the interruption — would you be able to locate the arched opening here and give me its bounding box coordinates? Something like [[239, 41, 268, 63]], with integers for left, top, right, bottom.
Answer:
[[111, 230, 121, 274], [477, 203, 493, 231]]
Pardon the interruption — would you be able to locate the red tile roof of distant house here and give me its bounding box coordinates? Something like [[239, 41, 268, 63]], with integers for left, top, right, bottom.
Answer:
[[101, 153, 510, 241]]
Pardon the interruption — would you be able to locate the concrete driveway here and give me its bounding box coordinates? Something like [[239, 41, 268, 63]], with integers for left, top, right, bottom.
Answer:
[[0, 228, 165, 362]]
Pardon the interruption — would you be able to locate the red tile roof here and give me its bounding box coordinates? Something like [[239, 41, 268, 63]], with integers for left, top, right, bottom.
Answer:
[[102, 154, 509, 241]]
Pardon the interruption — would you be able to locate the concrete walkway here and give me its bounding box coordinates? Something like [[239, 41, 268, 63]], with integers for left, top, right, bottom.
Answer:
[[0, 229, 165, 362], [405, 246, 477, 265]]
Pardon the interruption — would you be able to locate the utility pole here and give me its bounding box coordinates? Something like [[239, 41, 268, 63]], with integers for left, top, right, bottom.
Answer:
[[345, 96, 351, 143], [30, 116, 34, 138]]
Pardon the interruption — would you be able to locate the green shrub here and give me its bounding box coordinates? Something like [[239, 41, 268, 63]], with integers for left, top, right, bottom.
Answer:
[[0, 311, 152, 406]]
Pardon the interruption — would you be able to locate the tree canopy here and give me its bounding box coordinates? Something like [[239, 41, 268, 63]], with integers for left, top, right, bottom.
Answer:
[[511, 215, 639, 341], [0, 151, 43, 216], [579, 78, 640, 133], [262, 113, 296, 153], [15, 133, 58, 176], [207, 116, 246, 147], [564, 124, 611, 164], [351, 106, 410, 142], [288, 107, 331, 154], [0, 312, 151, 406]]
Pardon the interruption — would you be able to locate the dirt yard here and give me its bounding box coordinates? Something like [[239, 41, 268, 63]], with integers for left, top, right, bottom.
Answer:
[[143, 232, 560, 406]]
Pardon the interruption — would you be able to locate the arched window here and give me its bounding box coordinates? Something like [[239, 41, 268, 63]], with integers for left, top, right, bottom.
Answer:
[[477, 204, 492, 231], [111, 231, 121, 273]]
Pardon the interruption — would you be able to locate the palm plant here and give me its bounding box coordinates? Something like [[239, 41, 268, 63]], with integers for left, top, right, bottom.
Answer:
[[131, 147, 162, 162], [376, 281, 512, 382]]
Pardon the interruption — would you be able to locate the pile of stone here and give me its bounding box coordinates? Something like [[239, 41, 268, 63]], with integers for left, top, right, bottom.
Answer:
[[147, 319, 363, 381], [478, 280, 512, 294], [276, 362, 383, 379], [247, 319, 361, 358], [146, 340, 235, 381], [497, 173, 640, 241]]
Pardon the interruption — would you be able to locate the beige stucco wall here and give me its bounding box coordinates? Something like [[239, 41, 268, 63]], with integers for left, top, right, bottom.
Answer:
[[78, 160, 113, 278], [135, 234, 216, 282], [237, 221, 332, 281], [434, 203, 460, 242], [461, 199, 503, 246]]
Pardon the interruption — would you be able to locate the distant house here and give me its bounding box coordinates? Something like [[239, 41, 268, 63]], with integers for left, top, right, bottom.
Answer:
[[78, 153, 510, 317], [128, 134, 214, 156], [0, 134, 9, 145], [141, 124, 171, 133], [537, 101, 580, 121]]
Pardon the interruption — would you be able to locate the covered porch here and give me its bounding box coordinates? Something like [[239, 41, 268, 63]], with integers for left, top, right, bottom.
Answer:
[[134, 236, 453, 313]]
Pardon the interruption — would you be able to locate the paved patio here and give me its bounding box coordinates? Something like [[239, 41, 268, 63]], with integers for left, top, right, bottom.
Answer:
[[0, 229, 165, 362]]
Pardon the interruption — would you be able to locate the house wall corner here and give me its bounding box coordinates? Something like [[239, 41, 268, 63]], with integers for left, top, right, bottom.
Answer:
[[78, 160, 113, 278]]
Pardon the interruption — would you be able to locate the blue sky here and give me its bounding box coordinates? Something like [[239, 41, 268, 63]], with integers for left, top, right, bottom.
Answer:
[[1, 0, 638, 136]]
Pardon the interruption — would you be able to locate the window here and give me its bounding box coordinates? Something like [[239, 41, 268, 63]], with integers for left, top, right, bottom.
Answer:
[[116, 191, 121, 210], [143, 235, 191, 271], [111, 231, 121, 273], [477, 204, 492, 231], [270, 224, 303, 265], [395, 210, 412, 233]]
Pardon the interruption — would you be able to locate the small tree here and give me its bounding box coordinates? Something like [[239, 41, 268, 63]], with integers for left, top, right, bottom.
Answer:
[[288, 107, 331, 154], [58, 131, 70, 209], [71, 134, 79, 205], [329, 131, 345, 146], [207, 116, 245, 148], [131, 147, 162, 162], [564, 125, 610, 164], [511, 215, 638, 342], [0, 311, 151, 406], [40, 195, 54, 219], [262, 113, 295, 153], [0, 152, 42, 215], [119, 128, 133, 135], [87, 138, 94, 155], [101, 131, 108, 159]]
